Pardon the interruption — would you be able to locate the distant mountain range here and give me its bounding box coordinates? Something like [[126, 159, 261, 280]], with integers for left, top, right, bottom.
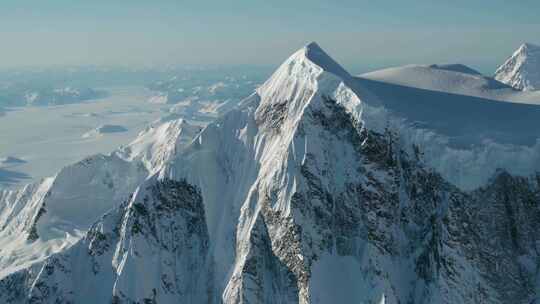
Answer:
[[0, 84, 107, 107]]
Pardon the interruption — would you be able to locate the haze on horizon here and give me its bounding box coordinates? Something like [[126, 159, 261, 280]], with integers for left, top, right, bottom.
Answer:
[[1, 0, 540, 73]]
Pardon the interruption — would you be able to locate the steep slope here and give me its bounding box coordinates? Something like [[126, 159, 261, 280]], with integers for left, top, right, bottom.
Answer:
[[0, 119, 200, 278], [117, 118, 203, 173], [0, 42, 539, 304], [467, 171, 540, 302], [356, 65, 540, 189], [0, 178, 212, 304], [0, 153, 146, 279], [354, 74, 540, 147], [495, 43, 540, 91]]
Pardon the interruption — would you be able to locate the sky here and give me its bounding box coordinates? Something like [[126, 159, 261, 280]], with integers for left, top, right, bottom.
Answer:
[[1, 0, 539, 73]]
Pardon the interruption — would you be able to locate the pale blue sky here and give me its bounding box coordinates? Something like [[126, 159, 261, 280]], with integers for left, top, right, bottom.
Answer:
[[1, 0, 539, 73]]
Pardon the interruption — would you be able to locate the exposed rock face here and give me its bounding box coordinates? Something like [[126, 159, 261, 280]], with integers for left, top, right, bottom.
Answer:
[[0, 42, 539, 303], [0, 178, 212, 304], [467, 172, 540, 303]]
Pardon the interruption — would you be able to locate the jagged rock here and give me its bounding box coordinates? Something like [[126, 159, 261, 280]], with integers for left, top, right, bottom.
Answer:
[[0, 178, 212, 304]]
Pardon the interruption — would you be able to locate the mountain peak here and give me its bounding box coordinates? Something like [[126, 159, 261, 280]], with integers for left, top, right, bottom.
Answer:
[[254, 41, 359, 135], [256, 41, 353, 106], [305, 41, 322, 51], [520, 42, 540, 51], [300, 42, 350, 78], [494, 43, 540, 91]]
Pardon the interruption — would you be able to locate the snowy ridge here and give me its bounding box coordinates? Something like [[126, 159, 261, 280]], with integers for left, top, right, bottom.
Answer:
[[495, 43, 540, 91], [429, 64, 482, 75], [0, 178, 56, 278], [0, 154, 145, 278], [0, 178, 212, 303], [158, 42, 364, 299], [0, 42, 539, 303], [362, 61, 540, 105], [0, 118, 202, 279], [118, 118, 202, 173]]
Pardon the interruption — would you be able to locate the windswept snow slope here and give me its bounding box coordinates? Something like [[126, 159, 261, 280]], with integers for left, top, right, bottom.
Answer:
[[357, 60, 540, 189], [354, 76, 540, 146], [0, 42, 540, 304], [0, 118, 201, 278], [362, 63, 540, 104]]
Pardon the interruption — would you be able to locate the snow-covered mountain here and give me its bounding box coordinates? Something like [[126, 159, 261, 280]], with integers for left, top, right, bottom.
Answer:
[[362, 64, 511, 97], [361, 62, 540, 105], [1, 42, 540, 303], [0, 118, 199, 278], [495, 43, 540, 91]]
